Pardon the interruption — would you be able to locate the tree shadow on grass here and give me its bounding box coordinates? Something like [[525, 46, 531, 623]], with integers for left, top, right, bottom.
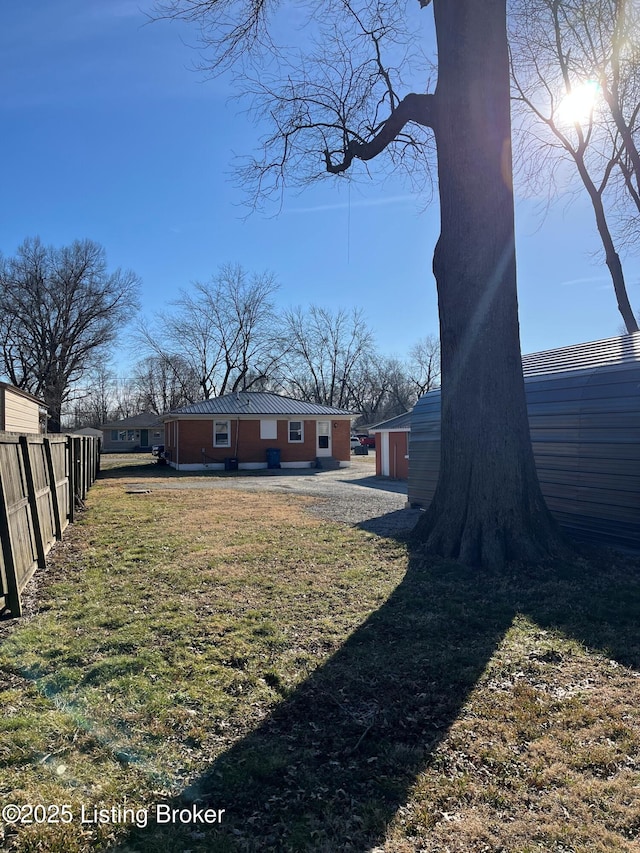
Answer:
[[114, 538, 640, 853], [97, 460, 180, 480]]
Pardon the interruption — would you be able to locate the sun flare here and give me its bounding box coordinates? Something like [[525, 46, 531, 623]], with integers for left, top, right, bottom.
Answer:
[[557, 79, 601, 125]]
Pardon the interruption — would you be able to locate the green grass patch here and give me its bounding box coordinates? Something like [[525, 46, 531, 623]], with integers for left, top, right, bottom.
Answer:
[[0, 457, 639, 851]]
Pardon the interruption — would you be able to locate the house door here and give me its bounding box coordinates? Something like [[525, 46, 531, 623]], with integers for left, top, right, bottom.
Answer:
[[317, 421, 332, 457], [140, 429, 149, 448]]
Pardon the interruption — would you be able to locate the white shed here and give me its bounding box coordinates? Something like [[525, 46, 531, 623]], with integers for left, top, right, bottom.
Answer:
[[0, 383, 46, 434]]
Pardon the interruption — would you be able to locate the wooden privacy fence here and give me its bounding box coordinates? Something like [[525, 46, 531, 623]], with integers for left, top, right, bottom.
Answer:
[[0, 433, 100, 618]]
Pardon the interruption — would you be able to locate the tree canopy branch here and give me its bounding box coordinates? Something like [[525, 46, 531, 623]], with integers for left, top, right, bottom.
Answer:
[[324, 91, 435, 173]]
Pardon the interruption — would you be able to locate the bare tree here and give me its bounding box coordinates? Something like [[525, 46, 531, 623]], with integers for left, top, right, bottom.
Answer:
[[111, 376, 140, 420], [137, 300, 221, 403], [155, 0, 563, 566], [347, 345, 439, 424], [65, 365, 118, 429], [0, 237, 140, 431], [408, 333, 440, 397], [509, 0, 639, 333], [276, 305, 374, 408], [138, 263, 282, 401], [198, 264, 284, 393], [132, 355, 200, 414]]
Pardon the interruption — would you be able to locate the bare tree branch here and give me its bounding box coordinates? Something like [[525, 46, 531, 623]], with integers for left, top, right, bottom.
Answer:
[[0, 238, 140, 430], [324, 92, 435, 172]]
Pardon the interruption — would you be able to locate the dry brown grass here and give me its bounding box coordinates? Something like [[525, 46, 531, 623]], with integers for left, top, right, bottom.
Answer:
[[0, 457, 639, 852]]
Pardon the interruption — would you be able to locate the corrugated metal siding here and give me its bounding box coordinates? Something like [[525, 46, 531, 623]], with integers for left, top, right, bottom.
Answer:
[[169, 392, 353, 418], [408, 391, 441, 511], [370, 411, 413, 432], [409, 335, 640, 549], [521, 332, 640, 375]]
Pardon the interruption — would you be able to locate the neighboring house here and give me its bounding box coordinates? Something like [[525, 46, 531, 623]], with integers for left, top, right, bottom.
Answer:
[[370, 411, 411, 480], [0, 383, 47, 434], [100, 412, 165, 452], [72, 427, 103, 439], [162, 391, 355, 471], [408, 332, 640, 549]]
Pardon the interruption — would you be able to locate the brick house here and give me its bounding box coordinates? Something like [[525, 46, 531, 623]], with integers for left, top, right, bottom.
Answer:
[[162, 392, 355, 471]]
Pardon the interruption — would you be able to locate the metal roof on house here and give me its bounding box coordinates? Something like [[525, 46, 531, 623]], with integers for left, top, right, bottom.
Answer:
[[166, 392, 355, 418], [521, 332, 640, 376], [101, 412, 164, 429], [370, 411, 412, 432]]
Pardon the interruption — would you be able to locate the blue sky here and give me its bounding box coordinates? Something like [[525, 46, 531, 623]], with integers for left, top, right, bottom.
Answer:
[[1, 0, 638, 375]]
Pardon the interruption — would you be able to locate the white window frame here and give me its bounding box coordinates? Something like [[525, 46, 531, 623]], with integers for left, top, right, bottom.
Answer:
[[288, 420, 304, 443], [260, 419, 278, 440], [213, 419, 231, 448], [317, 420, 330, 450]]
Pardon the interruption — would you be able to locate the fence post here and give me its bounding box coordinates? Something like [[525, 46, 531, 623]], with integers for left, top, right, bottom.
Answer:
[[74, 437, 82, 505], [19, 436, 46, 570], [0, 471, 21, 617], [44, 438, 63, 540], [67, 436, 75, 524], [84, 437, 90, 497]]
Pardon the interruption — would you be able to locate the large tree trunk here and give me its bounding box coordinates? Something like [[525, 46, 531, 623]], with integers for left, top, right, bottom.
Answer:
[[413, 0, 563, 566]]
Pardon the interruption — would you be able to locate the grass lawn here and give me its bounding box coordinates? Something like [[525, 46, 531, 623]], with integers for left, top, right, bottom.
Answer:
[[1, 456, 640, 851]]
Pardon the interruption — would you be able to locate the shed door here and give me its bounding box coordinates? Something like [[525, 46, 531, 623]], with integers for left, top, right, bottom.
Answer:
[[317, 421, 332, 457]]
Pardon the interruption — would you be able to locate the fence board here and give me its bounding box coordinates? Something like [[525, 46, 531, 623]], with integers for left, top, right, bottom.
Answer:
[[0, 432, 100, 617]]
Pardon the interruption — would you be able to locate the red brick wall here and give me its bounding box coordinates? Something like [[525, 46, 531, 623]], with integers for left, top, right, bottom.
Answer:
[[331, 421, 350, 461], [167, 417, 352, 465]]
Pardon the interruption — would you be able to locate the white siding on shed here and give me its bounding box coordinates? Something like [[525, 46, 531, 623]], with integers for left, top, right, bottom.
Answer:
[[1, 386, 42, 433]]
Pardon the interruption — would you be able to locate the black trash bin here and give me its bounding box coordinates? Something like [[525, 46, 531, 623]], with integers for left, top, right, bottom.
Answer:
[[266, 448, 281, 469], [224, 457, 239, 471]]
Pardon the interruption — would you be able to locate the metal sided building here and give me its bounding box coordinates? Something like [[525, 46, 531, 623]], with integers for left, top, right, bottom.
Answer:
[[408, 333, 640, 549]]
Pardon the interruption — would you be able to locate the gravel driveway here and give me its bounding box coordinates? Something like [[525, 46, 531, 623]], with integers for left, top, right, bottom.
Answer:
[[120, 456, 422, 538]]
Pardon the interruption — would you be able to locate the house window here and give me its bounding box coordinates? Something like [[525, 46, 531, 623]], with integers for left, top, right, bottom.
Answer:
[[127, 430, 139, 442], [289, 421, 303, 443], [214, 420, 231, 447], [118, 430, 127, 442], [260, 419, 277, 440], [111, 430, 118, 441]]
